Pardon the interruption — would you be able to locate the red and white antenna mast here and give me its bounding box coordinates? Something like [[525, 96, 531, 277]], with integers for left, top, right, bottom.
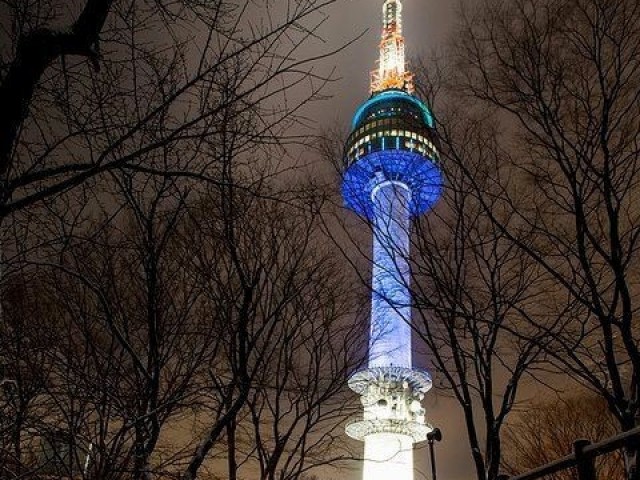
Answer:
[[371, 0, 414, 93]]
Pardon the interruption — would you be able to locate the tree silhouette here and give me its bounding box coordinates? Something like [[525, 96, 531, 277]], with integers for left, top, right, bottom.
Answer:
[[435, 0, 640, 477]]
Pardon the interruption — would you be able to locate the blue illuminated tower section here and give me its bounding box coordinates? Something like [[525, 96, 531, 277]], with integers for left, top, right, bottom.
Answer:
[[343, 2, 442, 480]]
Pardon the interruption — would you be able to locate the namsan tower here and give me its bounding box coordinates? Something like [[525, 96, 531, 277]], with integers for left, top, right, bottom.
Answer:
[[342, 2, 442, 480]]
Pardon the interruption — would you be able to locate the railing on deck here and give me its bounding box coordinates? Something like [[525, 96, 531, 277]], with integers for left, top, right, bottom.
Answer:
[[498, 425, 640, 480]]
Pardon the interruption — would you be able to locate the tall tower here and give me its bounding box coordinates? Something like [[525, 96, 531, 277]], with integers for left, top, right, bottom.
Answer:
[[342, 2, 442, 480]]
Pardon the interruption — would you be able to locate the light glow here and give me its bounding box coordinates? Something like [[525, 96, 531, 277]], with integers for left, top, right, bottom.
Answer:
[[363, 433, 414, 480], [342, 149, 442, 218], [369, 181, 412, 368]]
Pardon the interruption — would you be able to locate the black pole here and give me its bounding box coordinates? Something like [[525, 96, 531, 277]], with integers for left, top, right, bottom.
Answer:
[[427, 428, 442, 480], [574, 439, 597, 480], [428, 439, 437, 480]]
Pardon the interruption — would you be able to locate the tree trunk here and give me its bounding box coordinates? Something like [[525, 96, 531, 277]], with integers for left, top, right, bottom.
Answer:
[[0, 0, 112, 182]]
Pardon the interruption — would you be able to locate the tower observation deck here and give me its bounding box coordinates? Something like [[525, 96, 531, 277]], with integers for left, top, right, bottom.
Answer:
[[342, 2, 442, 480]]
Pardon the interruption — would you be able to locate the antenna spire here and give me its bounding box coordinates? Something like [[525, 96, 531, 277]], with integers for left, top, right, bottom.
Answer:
[[371, 0, 414, 93]]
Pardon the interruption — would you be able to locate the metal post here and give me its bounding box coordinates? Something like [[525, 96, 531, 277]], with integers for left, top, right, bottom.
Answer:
[[427, 428, 442, 480], [574, 439, 596, 480]]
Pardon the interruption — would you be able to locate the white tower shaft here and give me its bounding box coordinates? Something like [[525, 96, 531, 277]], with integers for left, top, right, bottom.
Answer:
[[346, 182, 432, 480], [364, 433, 414, 480]]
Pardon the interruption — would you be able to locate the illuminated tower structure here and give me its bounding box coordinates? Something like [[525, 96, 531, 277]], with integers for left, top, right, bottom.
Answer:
[[343, 1, 442, 480]]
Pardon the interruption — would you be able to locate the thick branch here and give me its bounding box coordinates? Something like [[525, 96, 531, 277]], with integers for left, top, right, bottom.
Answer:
[[0, 0, 113, 181]]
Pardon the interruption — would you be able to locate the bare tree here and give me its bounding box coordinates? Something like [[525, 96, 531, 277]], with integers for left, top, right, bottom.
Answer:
[[212, 270, 362, 480], [0, 173, 217, 478], [407, 145, 549, 480], [502, 391, 625, 480], [243, 290, 361, 480], [1, 1, 363, 477], [0, 276, 56, 478], [436, 0, 640, 477], [180, 174, 364, 480], [1, 172, 363, 480], [0, 0, 345, 219]]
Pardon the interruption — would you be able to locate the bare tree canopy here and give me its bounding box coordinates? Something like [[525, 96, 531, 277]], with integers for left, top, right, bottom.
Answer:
[[1, 177, 363, 478], [408, 148, 548, 480], [0, 1, 366, 478], [503, 391, 625, 480], [428, 0, 640, 477], [0, 0, 345, 217]]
